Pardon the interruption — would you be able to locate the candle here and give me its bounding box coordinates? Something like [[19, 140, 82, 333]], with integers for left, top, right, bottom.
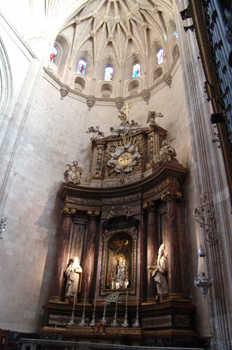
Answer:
[[94, 291, 96, 309], [84, 291, 86, 308], [137, 292, 138, 309], [126, 291, 128, 309]]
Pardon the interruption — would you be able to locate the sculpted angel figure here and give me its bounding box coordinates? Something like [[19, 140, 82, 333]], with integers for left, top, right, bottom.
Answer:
[[86, 126, 104, 141], [148, 244, 168, 296], [147, 111, 164, 126], [118, 110, 128, 125], [154, 138, 177, 168], [65, 257, 82, 298], [64, 161, 82, 184]]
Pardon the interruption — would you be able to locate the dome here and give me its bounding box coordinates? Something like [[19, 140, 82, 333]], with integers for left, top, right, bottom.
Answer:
[[51, 0, 178, 96]]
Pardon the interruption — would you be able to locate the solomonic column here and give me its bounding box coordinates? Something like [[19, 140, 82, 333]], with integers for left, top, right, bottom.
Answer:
[[143, 201, 158, 301], [161, 190, 182, 295], [81, 210, 100, 303], [51, 207, 76, 301]]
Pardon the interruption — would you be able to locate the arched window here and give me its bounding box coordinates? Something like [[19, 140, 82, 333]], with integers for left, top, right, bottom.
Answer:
[[50, 46, 57, 63], [104, 66, 114, 81], [157, 49, 164, 64], [77, 59, 87, 75], [132, 63, 140, 78]]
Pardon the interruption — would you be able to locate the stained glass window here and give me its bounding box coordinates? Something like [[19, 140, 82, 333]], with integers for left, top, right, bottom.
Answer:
[[157, 49, 164, 64], [132, 64, 140, 78], [104, 66, 113, 81], [173, 30, 178, 38], [50, 46, 57, 63], [77, 59, 87, 75]]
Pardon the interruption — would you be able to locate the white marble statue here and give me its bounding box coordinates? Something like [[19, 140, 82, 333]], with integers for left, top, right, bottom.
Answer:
[[64, 161, 82, 184], [65, 257, 82, 298], [148, 244, 169, 296], [154, 139, 177, 168]]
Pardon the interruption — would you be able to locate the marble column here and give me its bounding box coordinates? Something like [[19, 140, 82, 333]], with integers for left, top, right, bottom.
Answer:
[[81, 210, 100, 303], [51, 207, 76, 300], [161, 190, 182, 295], [143, 201, 158, 301]]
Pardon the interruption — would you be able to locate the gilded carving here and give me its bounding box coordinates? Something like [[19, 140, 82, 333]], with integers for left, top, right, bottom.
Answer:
[[61, 207, 76, 216], [161, 190, 182, 202], [66, 197, 101, 206], [143, 178, 179, 199], [143, 201, 157, 211], [87, 210, 100, 219], [102, 193, 141, 204], [106, 135, 143, 180]]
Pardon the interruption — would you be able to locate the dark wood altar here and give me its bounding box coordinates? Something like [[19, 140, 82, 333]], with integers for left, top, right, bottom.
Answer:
[[42, 121, 196, 345]]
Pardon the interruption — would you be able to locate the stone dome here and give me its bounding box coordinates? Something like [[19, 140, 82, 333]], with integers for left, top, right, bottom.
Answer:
[[51, 0, 178, 97]]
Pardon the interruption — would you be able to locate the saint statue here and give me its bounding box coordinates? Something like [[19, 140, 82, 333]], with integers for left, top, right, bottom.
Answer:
[[65, 257, 82, 298], [148, 244, 169, 296]]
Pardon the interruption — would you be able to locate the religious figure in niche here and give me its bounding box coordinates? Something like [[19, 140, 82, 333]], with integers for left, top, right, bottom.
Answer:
[[65, 257, 82, 297], [106, 232, 132, 290], [111, 256, 129, 289], [148, 244, 168, 295], [64, 161, 83, 184], [154, 139, 177, 168]]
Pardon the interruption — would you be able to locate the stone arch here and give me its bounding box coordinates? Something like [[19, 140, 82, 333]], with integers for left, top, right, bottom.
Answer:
[[153, 67, 163, 82], [100, 83, 113, 97], [74, 76, 86, 92], [0, 36, 13, 116], [54, 34, 71, 77]]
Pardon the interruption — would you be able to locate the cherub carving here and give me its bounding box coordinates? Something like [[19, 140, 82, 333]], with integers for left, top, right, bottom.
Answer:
[[107, 207, 116, 220], [147, 111, 164, 127], [86, 126, 104, 141], [123, 206, 132, 219], [154, 138, 177, 168], [64, 161, 83, 184]]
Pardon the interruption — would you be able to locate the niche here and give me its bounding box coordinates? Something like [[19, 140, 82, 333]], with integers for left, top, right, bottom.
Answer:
[[74, 76, 86, 92]]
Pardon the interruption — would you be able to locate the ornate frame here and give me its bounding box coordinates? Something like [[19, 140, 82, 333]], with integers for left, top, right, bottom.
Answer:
[[100, 227, 138, 295]]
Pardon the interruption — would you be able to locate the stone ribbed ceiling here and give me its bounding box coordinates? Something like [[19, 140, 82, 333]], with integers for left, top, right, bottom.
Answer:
[[62, 0, 174, 63]]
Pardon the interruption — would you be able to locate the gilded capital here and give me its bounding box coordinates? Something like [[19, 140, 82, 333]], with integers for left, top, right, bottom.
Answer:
[[143, 201, 157, 211], [61, 207, 76, 216], [87, 210, 101, 219], [161, 190, 182, 202]]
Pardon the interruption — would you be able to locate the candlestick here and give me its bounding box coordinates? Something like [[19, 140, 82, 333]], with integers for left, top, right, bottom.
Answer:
[[79, 292, 86, 326], [90, 292, 97, 327], [122, 292, 129, 328]]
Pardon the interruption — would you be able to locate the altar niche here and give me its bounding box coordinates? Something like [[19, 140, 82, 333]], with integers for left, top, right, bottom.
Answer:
[[101, 216, 139, 295]]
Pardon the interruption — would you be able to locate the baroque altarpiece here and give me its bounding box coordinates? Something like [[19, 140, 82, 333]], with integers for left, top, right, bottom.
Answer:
[[42, 111, 196, 345]]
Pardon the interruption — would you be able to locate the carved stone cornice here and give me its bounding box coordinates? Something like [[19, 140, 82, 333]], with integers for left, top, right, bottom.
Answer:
[[87, 210, 101, 219], [160, 190, 182, 202], [143, 200, 158, 211], [61, 207, 76, 216]]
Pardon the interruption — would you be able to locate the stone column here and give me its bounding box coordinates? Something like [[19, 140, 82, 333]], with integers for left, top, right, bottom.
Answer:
[[51, 207, 76, 300], [143, 201, 158, 301], [81, 210, 100, 303], [161, 190, 182, 295]]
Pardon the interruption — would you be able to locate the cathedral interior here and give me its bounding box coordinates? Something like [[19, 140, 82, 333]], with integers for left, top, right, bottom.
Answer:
[[0, 1, 232, 349]]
